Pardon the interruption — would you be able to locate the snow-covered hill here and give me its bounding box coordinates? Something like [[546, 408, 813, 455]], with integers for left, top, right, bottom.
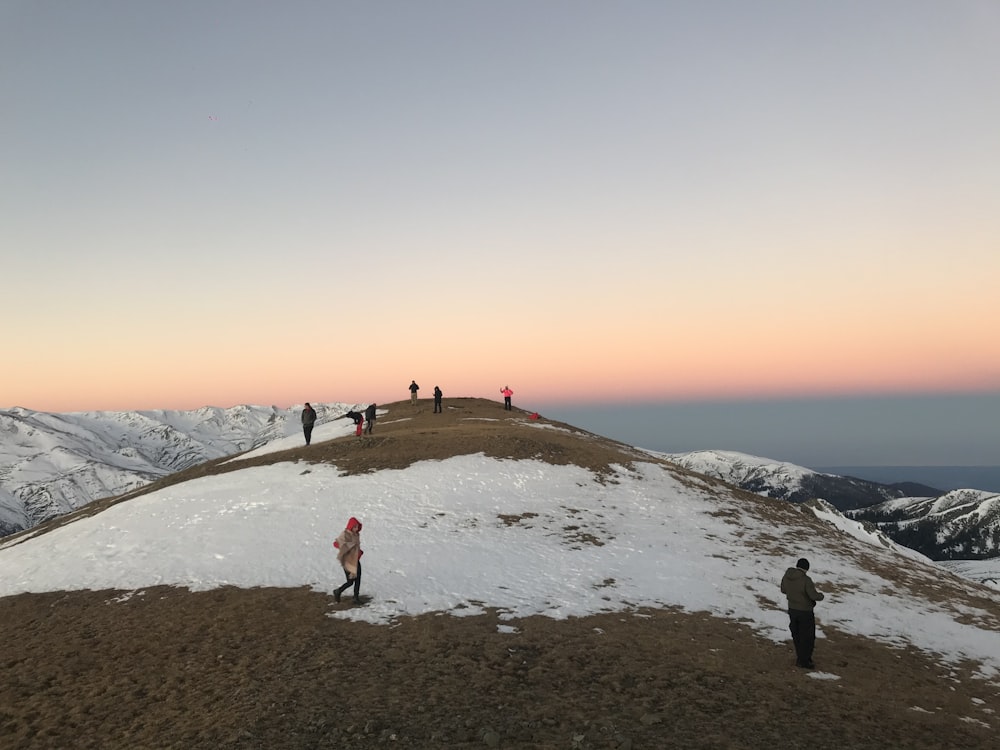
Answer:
[[0, 403, 352, 536], [5, 407, 997, 576], [939, 558, 1000, 590], [2, 401, 998, 700]]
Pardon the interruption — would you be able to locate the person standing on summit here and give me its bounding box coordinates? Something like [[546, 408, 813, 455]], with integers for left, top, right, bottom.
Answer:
[[301, 402, 317, 446], [500, 385, 513, 410], [364, 402, 377, 434], [780, 558, 825, 669], [409, 380, 420, 405], [433, 386, 443, 413]]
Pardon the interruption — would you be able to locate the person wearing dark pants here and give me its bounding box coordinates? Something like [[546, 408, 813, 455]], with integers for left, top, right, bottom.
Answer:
[[780, 557, 825, 668], [787, 609, 817, 667], [433, 386, 443, 413], [335, 560, 361, 603], [500, 385, 513, 410], [364, 403, 376, 434]]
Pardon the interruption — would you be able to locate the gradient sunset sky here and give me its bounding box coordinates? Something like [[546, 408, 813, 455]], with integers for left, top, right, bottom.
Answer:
[[3, 2, 999, 418]]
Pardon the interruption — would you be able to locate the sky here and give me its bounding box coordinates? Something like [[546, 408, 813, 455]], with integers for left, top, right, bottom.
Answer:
[[538, 391, 1000, 469], [2, 2, 998, 453], [2, 423, 999, 694]]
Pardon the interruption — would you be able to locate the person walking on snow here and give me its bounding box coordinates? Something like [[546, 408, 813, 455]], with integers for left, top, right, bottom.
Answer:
[[780, 557, 825, 669], [433, 386, 443, 413], [364, 403, 377, 434], [500, 385, 513, 410], [301, 403, 317, 445], [333, 517, 363, 604], [409, 380, 420, 405]]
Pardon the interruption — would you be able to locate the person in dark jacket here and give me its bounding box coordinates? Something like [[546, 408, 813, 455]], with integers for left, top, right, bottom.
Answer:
[[343, 410, 364, 437], [301, 403, 317, 445], [364, 403, 377, 434], [409, 380, 420, 405], [333, 516, 363, 604], [433, 386, 443, 413], [780, 558, 825, 669]]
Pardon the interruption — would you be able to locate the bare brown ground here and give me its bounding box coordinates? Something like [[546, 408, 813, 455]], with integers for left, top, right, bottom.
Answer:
[[2, 399, 998, 748], [2, 586, 997, 750]]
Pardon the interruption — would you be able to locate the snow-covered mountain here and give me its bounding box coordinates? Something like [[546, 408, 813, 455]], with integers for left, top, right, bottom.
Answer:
[[848, 489, 1000, 561], [664, 449, 928, 510], [664, 449, 1000, 564], [0, 403, 352, 536]]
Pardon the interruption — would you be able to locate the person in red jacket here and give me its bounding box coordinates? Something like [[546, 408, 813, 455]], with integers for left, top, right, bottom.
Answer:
[[500, 385, 513, 410], [333, 517, 364, 603]]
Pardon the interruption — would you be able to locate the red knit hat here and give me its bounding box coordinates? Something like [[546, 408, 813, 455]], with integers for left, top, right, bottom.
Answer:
[[347, 517, 362, 532]]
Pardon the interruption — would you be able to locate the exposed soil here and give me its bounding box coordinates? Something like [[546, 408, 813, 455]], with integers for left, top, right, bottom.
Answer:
[[1, 586, 997, 750], [2, 399, 998, 748]]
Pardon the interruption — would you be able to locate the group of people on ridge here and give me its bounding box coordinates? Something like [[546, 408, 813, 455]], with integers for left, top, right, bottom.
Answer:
[[301, 381, 516, 447], [411, 382, 512, 413], [408, 381, 444, 412], [300, 402, 378, 445]]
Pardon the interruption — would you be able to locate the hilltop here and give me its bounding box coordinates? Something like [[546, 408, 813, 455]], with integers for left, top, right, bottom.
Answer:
[[1, 398, 998, 749]]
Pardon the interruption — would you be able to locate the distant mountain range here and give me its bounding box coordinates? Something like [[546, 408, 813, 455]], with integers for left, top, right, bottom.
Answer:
[[663, 450, 999, 561], [0, 403, 350, 536], [2, 407, 997, 563], [815, 465, 1000, 493], [847, 490, 1000, 561], [664, 449, 940, 511]]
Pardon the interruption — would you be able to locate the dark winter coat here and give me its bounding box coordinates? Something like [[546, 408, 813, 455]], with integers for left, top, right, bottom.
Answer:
[[301, 406, 317, 426], [780, 567, 825, 611]]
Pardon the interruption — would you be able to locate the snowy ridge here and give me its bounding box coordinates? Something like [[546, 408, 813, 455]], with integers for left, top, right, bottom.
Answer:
[[0, 403, 352, 535], [850, 489, 1000, 560], [4, 405, 999, 578], [867, 489, 999, 517], [659, 448, 910, 511], [666, 449, 817, 494], [940, 559, 1000, 590]]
